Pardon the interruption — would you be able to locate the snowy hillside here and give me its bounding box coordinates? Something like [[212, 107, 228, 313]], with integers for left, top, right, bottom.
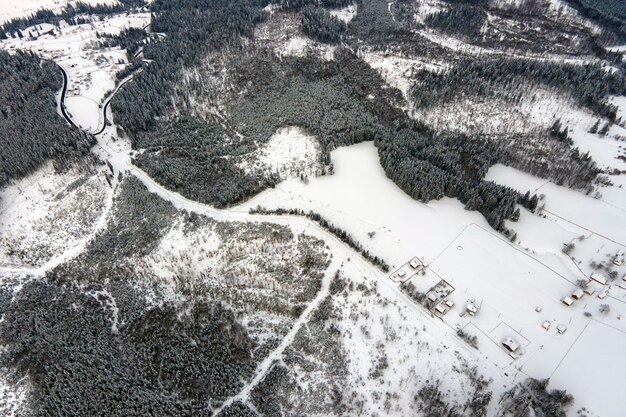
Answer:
[[1, 0, 626, 416]]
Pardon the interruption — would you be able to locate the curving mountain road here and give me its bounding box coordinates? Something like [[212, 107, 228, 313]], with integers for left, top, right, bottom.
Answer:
[[58, 66, 78, 129]]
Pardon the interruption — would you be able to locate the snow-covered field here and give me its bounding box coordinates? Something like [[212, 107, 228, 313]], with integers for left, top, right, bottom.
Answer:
[[550, 320, 626, 417], [233, 124, 626, 415], [236, 141, 491, 268], [0, 0, 119, 24]]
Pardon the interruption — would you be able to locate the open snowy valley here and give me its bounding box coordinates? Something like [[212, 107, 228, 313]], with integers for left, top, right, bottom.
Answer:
[[1, 0, 626, 416]]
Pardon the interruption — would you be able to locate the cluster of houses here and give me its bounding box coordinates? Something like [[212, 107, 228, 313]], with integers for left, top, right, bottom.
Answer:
[[390, 257, 423, 283], [561, 270, 621, 306], [433, 298, 454, 315], [432, 297, 478, 317], [561, 286, 587, 306]]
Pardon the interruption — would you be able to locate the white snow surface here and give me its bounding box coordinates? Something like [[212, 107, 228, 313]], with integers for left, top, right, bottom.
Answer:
[[0, 0, 119, 24], [240, 126, 320, 180], [329, 3, 357, 23], [236, 141, 491, 267]]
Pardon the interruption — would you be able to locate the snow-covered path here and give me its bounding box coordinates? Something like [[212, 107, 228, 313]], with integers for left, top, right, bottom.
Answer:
[[213, 255, 342, 414]]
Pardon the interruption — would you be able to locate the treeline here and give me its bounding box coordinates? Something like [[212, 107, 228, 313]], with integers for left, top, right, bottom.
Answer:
[[225, 48, 521, 231], [0, 51, 94, 188], [564, 0, 626, 41], [131, 118, 279, 208], [301, 5, 347, 43], [249, 206, 391, 271], [424, 4, 487, 38], [111, 0, 269, 133], [498, 132, 600, 190], [412, 57, 626, 119], [279, 0, 353, 10], [376, 128, 521, 233], [98, 27, 150, 57]]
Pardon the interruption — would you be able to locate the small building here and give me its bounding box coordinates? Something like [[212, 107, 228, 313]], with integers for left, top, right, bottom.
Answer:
[[542, 321, 551, 330], [590, 272, 607, 285], [571, 288, 584, 300], [584, 287, 595, 296], [561, 296, 574, 306], [614, 251, 625, 266], [444, 299, 454, 308], [597, 291, 607, 300], [409, 260, 420, 269], [557, 324, 567, 334], [434, 304, 446, 314], [398, 270, 406, 278], [466, 303, 478, 316], [502, 337, 519, 352], [622, 274, 626, 282], [535, 306, 542, 313], [428, 293, 438, 303]]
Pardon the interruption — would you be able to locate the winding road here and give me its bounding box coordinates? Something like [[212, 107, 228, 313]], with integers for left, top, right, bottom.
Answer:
[[58, 66, 78, 129]]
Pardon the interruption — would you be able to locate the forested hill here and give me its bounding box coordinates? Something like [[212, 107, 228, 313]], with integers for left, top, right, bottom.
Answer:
[[564, 0, 626, 41], [0, 51, 95, 188]]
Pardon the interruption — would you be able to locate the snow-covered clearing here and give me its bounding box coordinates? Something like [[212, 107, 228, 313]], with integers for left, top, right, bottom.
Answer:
[[413, 87, 579, 135], [0, 0, 119, 24], [411, 0, 447, 24], [0, 162, 110, 270], [416, 26, 595, 66], [359, 49, 447, 102], [236, 141, 491, 268], [329, 3, 357, 23], [254, 9, 336, 61], [279, 35, 336, 60], [239, 126, 320, 180]]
